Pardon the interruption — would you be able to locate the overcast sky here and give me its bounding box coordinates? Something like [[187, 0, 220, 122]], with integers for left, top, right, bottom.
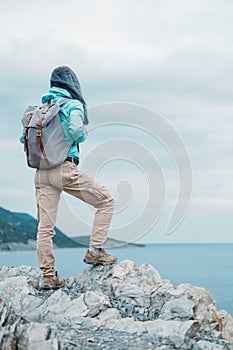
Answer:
[[0, 0, 232, 243]]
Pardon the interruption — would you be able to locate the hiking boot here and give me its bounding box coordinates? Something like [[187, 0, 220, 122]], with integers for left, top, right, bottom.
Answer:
[[83, 248, 117, 265], [41, 273, 65, 290]]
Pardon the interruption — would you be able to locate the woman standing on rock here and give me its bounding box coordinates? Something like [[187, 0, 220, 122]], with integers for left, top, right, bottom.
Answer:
[[21, 66, 117, 289]]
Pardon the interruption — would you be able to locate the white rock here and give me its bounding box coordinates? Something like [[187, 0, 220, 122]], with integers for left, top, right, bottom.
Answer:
[[17, 322, 59, 350], [0, 266, 40, 280], [91, 308, 121, 326], [171, 283, 215, 304], [36, 290, 72, 320], [101, 315, 199, 347], [0, 276, 42, 319], [84, 290, 111, 310], [151, 280, 174, 299], [192, 340, 224, 350], [170, 283, 216, 323], [44, 291, 88, 320], [114, 278, 152, 301], [145, 319, 199, 348], [37, 290, 111, 321], [26, 289, 88, 321], [109, 260, 138, 287], [160, 295, 195, 320], [145, 319, 198, 336], [106, 317, 147, 333], [217, 309, 233, 342], [138, 263, 162, 284], [150, 280, 174, 314]]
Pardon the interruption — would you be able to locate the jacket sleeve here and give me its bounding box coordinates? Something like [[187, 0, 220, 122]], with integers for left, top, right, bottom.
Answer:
[[66, 102, 86, 144], [20, 135, 24, 143]]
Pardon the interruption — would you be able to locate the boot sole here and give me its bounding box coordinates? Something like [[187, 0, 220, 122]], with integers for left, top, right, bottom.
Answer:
[[83, 258, 117, 266], [41, 283, 65, 290]]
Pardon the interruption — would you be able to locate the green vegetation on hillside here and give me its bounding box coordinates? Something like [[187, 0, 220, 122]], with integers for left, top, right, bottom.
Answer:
[[0, 206, 81, 249]]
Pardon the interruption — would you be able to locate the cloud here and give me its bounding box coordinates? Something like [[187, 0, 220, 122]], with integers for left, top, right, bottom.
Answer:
[[0, 0, 233, 241], [1, 0, 232, 83]]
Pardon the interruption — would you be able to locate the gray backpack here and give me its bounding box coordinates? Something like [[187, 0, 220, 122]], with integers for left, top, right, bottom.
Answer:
[[22, 99, 71, 169]]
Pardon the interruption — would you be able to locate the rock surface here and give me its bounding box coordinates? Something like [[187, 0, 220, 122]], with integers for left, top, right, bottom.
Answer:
[[0, 260, 233, 350]]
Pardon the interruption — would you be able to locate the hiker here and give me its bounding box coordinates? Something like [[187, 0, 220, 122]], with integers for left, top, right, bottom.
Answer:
[[21, 66, 117, 289]]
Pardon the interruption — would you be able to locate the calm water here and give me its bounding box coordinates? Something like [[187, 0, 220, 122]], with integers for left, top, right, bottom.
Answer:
[[1, 243, 232, 315]]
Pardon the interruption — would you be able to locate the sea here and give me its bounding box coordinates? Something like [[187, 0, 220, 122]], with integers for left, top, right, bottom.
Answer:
[[1, 243, 232, 316]]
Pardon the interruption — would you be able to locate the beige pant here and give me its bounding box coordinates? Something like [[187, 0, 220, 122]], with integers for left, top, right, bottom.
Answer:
[[34, 160, 115, 276]]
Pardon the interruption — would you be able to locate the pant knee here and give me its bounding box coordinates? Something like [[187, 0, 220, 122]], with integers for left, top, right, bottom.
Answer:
[[108, 196, 115, 208], [103, 196, 115, 213], [97, 194, 114, 211]]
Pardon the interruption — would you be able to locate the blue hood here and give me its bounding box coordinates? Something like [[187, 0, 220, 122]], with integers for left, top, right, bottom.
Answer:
[[50, 66, 88, 125], [41, 86, 72, 104]]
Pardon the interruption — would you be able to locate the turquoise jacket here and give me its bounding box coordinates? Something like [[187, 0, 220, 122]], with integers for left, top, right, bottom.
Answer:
[[21, 87, 86, 161]]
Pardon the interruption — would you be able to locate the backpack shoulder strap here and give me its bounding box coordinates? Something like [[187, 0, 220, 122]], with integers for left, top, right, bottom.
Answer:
[[44, 98, 71, 107], [58, 98, 71, 106]]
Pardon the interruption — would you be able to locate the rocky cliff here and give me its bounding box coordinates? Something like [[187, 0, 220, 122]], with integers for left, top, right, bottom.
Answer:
[[0, 260, 233, 350]]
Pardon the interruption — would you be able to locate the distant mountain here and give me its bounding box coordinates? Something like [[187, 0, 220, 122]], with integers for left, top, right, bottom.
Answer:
[[0, 206, 82, 251], [0, 206, 145, 251], [72, 235, 145, 248]]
